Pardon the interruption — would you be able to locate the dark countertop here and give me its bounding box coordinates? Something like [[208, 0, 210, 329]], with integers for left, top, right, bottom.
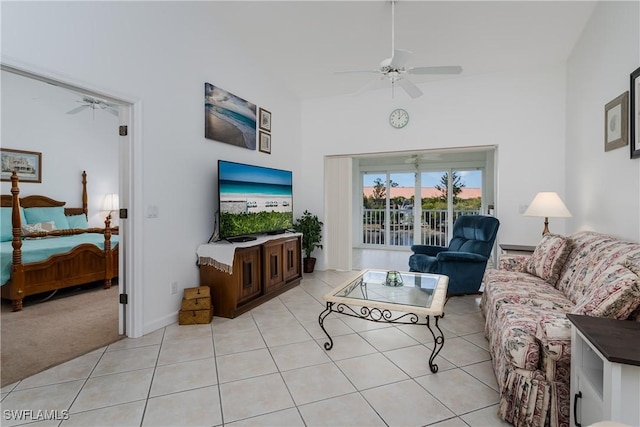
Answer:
[[567, 314, 640, 366]]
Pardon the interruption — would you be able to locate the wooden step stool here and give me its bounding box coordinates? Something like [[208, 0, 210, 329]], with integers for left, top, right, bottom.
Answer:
[[178, 286, 213, 325]]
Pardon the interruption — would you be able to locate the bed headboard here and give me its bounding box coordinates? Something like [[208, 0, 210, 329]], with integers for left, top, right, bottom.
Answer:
[[1, 171, 88, 217]]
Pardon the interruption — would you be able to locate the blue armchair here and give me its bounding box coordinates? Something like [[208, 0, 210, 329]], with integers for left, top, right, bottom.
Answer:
[[409, 215, 500, 295]]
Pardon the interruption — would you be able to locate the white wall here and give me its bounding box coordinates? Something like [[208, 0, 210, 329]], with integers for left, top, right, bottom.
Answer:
[[1, 2, 302, 334], [1, 71, 119, 227], [566, 1, 640, 241], [301, 65, 569, 270]]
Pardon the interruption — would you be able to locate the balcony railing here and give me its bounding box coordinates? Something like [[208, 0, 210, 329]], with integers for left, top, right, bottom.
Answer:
[[362, 208, 481, 247]]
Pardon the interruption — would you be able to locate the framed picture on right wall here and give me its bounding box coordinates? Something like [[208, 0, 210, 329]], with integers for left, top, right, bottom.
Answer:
[[631, 66, 640, 159]]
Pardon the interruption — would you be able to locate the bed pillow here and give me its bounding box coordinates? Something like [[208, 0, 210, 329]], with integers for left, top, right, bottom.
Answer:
[[572, 264, 640, 319], [67, 214, 88, 229], [525, 233, 571, 285], [24, 207, 70, 230], [2, 207, 31, 241], [1, 207, 12, 242]]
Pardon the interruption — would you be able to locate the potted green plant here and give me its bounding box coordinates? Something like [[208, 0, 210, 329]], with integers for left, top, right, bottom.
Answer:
[[293, 210, 323, 273]]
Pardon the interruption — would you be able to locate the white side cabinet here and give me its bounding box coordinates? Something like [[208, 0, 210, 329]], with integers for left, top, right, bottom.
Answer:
[[568, 314, 640, 427]]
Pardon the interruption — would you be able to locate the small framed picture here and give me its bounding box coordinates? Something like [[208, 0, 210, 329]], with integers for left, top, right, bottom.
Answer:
[[631, 67, 640, 159], [259, 108, 272, 132], [259, 131, 271, 154], [1, 148, 42, 183], [604, 91, 628, 152]]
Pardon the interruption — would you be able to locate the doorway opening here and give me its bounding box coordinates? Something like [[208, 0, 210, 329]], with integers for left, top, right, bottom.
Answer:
[[0, 62, 137, 337]]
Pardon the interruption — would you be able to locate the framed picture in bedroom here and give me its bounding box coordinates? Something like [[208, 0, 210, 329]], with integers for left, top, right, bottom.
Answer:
[[604, 91, 628, 152], [259, 108, 272, 132], [631, 66, 640, 159], [259, 131, 271, 154], [1, 148, 42, 183]]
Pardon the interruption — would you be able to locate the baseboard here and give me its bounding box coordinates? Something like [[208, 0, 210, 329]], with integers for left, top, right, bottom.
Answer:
[[143, 310, 179, 336]]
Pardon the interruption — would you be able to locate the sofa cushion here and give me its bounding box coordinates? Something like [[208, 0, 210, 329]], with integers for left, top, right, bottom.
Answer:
[[572, 264, 640, 319], [625, 252, 640, 276], [557, 231, 640, 304], [483, 279, 574, 313], [525, 234, 571, 285], [481, 274, 574, 341]]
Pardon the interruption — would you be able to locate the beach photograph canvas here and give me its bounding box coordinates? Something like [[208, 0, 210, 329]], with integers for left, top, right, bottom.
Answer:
[[204, 83, 257, 150]]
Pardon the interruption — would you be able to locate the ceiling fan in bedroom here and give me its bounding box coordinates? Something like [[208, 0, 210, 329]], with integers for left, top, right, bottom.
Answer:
[[334, 0, 462, 99], [66, 96, 119, 118]]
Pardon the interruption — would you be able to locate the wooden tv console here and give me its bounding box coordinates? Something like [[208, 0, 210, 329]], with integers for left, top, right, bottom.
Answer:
[[199, 235, 302, 318]]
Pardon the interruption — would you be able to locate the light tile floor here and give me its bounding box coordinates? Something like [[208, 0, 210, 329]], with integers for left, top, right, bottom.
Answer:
[[1, 270, 512, 427]]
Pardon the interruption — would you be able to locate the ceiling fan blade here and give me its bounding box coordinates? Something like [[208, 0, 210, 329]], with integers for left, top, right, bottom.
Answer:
[[396, 78, 423, 99], [408, 65, 463, 75], [334, 69, 380, 75], [66, 105, 89, 114], [350, 76, 387, 96], [389, 49, 412, 68]]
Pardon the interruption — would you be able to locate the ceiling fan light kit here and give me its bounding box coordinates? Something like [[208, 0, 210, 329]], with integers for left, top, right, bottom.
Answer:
[[335, 0, 462, 99]]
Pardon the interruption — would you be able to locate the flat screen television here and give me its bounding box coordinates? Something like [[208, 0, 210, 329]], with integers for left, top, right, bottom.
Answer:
[[218, 160, 293, 242]]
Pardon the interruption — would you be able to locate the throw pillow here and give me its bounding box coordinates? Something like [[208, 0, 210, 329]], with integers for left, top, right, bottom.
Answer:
[[572, 264, 640, 320], [525, 234, 571, 285], [22, 221, 57, 234]]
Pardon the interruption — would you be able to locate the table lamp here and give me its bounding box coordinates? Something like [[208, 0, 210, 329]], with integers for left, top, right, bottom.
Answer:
[[523, 192, 572, 235], [102, 193, 119, 220]]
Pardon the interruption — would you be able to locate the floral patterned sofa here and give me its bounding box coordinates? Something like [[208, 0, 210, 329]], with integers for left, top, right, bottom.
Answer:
[[480, 231, 640, 427]]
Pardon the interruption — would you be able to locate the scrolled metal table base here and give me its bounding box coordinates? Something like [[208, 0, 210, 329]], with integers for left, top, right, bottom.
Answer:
[[318, 301, 445, 373]]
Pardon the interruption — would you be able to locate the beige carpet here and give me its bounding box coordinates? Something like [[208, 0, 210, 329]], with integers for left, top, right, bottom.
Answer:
[[1, 282, 122, 387]]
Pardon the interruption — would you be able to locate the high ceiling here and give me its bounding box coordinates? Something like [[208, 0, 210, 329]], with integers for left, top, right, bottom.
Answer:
[[213, 1, 597, 100]]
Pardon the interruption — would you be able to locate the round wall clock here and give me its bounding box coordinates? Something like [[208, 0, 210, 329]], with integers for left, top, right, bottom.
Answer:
[[389, 108, 409, 129]]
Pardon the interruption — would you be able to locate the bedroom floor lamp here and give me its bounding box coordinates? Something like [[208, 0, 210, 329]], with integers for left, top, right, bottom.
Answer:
[[102, 193, 119, 221], [523, 191, 572, 235]]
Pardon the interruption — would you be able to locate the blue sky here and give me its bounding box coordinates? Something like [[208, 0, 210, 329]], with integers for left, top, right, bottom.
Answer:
[[363, 170, 482, 188], [219, 161, 292, 185]]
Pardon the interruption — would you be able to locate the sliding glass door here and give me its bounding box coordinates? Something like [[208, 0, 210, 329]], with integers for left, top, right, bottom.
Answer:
[[362, 168, 483, 248], [419, 169, 483, 246]]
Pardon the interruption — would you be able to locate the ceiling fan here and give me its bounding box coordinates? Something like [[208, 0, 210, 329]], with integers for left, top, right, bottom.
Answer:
[[335, 0, 462, 99], [404, 153, 444, 167], [66, 96, 118, 117]]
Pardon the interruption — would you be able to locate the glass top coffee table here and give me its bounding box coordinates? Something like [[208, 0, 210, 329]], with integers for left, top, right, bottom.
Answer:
[[319, 269, 449, 373]]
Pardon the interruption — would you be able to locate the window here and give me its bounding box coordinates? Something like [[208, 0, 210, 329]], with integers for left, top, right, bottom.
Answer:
[[359, 149, 491, 248]]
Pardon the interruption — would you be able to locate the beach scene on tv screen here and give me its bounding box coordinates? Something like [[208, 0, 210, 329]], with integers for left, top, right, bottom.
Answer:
[[219, 162, 293, 237]]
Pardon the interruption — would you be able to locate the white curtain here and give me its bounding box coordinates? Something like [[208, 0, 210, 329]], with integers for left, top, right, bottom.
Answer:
[[324, 156, 352, 271]]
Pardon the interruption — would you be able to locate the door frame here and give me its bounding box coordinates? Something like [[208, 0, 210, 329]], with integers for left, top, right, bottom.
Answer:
[[1, 60, 144, 338]]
